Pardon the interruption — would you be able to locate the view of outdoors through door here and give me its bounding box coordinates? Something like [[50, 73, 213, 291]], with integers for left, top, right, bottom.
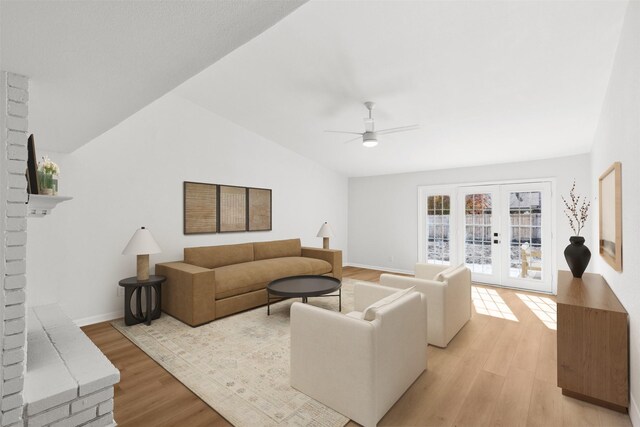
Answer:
[[464, 193, 493, 275], [508, 191, 543, 280]]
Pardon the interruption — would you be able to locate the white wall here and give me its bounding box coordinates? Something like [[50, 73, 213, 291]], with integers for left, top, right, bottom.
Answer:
[[590, 1, 640, 423], [348, 154, 592, 280], [26, 94, 348, 324]]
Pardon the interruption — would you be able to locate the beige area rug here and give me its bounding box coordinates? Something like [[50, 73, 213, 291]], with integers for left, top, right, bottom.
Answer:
[[112, 278, 365, 427]]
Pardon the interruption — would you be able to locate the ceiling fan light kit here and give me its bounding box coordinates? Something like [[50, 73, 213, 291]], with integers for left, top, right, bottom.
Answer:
[[325, 101, 419, 148], [362, 132, 378, 147]]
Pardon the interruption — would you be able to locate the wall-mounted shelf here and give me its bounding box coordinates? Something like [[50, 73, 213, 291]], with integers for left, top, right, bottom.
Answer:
[[27, 194, 73, 217]]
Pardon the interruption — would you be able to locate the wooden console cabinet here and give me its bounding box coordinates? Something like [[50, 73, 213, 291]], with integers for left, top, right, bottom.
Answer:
[[557, 270, 629, 412]]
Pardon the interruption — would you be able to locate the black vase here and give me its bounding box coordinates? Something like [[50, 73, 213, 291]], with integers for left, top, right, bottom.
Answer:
[[564, 236, 591, 278]]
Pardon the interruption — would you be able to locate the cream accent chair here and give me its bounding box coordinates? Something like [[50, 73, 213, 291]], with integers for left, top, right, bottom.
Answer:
[[380, 263, 471, 348], [290, 283, 427, 427]]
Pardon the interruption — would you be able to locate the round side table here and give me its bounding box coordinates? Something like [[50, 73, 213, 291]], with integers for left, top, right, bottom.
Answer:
[[118, 275, 166, 326]]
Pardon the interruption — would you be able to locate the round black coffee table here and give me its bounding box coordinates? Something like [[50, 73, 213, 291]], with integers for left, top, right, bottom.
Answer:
[[266, 275, 341, 315]]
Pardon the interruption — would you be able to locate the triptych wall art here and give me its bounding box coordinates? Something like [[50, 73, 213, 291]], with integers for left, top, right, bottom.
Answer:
[[183, 181, 272, 234]]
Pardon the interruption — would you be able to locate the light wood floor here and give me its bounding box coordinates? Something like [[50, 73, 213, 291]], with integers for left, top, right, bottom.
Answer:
[[83, 266, 632, 427]]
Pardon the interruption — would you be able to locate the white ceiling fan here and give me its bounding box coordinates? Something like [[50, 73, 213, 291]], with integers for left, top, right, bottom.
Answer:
[[325, 102, 420, 148]]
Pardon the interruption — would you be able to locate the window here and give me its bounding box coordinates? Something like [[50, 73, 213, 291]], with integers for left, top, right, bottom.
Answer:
[[464, 193, 493, 274], [509, 191, 543, 279], [426, 195, 450, 264]]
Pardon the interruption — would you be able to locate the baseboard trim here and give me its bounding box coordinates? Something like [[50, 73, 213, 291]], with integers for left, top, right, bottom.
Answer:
[[630, 393, 639, 427], [345, 262, 414, 276], [74, 310, 123, 327]]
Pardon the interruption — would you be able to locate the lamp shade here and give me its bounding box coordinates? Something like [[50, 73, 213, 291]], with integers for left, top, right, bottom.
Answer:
[[316, 222, 334, 238], [122, 227, 161, 255]]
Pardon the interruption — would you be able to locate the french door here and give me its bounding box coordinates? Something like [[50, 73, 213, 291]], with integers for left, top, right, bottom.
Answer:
[[458, 186, 501, 284], [458, 183, 552, 293], [420, 181, 553, 293]]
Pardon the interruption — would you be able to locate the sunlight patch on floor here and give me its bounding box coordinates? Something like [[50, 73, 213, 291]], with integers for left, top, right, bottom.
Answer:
[[472, 286, 518, 321], [516, 293, 557, 330]]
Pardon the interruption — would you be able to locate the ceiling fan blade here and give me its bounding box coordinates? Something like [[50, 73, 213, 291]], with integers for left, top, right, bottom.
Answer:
[[343, 136, 362, 144], [376, 124, 420, 135], [325, 130, 363, 135]]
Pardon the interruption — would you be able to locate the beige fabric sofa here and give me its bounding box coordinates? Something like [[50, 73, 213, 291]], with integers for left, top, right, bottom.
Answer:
[[290, 283, 427, 427], [380, 263, 471, 348], [156, 238, 342, 326]]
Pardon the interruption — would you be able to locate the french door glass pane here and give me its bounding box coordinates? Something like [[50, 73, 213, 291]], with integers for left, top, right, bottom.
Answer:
[[464, 193, 492, 274], [509, 191, 542, 279], [426, 195, 450, 264]]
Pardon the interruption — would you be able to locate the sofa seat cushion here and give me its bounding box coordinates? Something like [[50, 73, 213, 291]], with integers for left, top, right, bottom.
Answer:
[[215, 257, 332, 300]]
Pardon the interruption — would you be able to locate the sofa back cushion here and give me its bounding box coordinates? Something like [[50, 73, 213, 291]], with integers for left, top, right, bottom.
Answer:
[[434, 264, 461, 282], [184, 243, 254, 269], [362, 286, 416, 321], [440, 264, 467, 282], [253, 238, 302, 261]]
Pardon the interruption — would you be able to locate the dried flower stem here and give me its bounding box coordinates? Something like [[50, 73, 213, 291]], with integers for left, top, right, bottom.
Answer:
[[561, 180, 591, 236]]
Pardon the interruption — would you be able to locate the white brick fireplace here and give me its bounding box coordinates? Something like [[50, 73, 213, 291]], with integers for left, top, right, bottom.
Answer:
[[0, 71, 119, 427], [1, 71, 30, 427]]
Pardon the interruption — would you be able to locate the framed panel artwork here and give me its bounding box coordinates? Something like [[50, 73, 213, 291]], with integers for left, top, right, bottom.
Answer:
[[27, 134, 39, 194], [183, 182, 218, 234], [248, 187, 272, 231], [598, 162, 622, 271], [219, 185, 247, 232]]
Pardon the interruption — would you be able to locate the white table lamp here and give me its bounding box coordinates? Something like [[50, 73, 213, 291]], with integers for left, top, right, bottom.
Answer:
[[122, 227, 161, 281], [316, 222, 334, 249]]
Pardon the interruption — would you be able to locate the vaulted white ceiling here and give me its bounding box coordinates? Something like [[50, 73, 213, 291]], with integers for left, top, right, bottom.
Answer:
[[0, 0, 306, 152], [175, 0, 628, 177]]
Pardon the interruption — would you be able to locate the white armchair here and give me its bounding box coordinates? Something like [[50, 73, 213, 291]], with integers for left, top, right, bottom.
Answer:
[[380, 263, 471, 348], [290, 283, 427, 427]]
